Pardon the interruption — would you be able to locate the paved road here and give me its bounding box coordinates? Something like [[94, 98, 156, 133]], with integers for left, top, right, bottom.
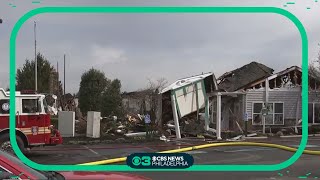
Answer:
[[27, 137, 320, 179]]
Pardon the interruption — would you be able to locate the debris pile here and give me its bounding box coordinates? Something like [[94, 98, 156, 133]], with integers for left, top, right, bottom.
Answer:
[[74, 112, 158, 139], [160, 110, 217, 141], [75, 117, 87, 134]]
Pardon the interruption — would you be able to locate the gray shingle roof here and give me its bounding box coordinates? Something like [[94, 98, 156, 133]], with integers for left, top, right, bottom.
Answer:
[[218, 61, 274, 92]]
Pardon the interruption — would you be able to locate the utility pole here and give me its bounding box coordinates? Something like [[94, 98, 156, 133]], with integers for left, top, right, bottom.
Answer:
[[64, 54, 66, 96], [34, 21, 37, 93], [264, 78, 269, 134], [56, 61, 60, 111], [262, 78, 269, 134], [57, 61, 59, 94]]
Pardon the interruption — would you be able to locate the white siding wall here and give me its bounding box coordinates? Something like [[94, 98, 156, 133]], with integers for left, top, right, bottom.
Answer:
[[246, 88, 302, 120], [175, 82, 205, 118]]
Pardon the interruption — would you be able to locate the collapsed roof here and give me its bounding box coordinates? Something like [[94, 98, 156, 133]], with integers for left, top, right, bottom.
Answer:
[[217, 61, 274, 92], [160, 72, 216, 94]]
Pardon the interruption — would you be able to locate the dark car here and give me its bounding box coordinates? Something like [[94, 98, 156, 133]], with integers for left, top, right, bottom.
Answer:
[[0, 150, 151, 180]]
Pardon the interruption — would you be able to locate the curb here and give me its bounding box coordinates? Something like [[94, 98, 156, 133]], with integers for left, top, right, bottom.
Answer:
[[280, 134, 320, 138], [243, 136, 268, 140]]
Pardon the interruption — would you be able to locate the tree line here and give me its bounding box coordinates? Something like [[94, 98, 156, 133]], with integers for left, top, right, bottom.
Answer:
[[16, 53, 122, 117]]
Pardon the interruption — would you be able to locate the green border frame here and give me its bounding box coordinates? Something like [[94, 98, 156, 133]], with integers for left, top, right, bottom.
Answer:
[[9, 6, 308, 172]]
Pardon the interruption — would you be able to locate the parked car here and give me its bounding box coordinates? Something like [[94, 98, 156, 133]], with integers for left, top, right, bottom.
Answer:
[[0, 150, 151, 180]]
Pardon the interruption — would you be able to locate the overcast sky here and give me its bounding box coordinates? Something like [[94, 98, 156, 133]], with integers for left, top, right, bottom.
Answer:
[[0, 0, 319, 93]]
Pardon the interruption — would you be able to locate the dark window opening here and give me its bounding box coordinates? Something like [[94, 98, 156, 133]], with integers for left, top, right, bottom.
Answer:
[[22, 99, 39, 113]]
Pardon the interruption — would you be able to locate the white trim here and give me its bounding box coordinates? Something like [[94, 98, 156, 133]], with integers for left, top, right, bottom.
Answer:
[[0, 88, 44, 98], [0, 165, 23, 180], [267, 74, 278, 80], [161, 72, 214, 94], [0, 165, 13, 174]]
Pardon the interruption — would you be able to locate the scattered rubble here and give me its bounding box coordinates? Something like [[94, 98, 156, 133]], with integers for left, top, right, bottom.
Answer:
[[74, 111, 161, 142], [226, 135, 244, 141], [247, 133, 258, 137], [124, 132, 148, 137], [159, 135, 170, 142], [276, 131, 284, 137]]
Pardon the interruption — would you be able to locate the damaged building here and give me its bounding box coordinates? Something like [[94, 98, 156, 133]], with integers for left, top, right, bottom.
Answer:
[[159, 72, 219, 139], [217, 62, 320, 134], [121, 89, 161, 125], [158, 61, 320, 140], [121, 90, 154, 114], [245, 66, 320, 129], [215, 61, 274, 133]]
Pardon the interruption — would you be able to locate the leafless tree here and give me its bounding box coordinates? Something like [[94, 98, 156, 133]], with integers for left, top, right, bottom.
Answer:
[[309, 51, 320, 80], [310, 64, 320, 80], [146, 77, 168, 93], [134, 77, 169, 129], [310, 52, 320, 101]]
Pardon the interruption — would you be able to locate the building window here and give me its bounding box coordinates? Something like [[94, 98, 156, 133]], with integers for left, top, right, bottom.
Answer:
[[309, 103, 320, 124], [274, 103, 284, 125], [252, 103, 263, 125], [252, 102, 284, 125], [308, 103, 313, 123], [315, 104, 320, 123], [0, 99, 10, 114]]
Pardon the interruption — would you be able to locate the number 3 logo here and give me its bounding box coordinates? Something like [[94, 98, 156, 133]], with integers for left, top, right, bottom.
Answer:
[[141, 156, 151, 166]]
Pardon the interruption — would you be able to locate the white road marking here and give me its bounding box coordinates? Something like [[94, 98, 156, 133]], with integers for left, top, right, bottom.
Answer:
[[83, 145, 99, 155]]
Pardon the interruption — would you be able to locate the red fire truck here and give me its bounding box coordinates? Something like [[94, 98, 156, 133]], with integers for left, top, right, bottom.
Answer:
[[0, 88, 62, 153]]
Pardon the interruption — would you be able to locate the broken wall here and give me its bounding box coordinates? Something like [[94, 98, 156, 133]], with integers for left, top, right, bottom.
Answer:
[[160, 91, 173, 125], [212, 95, 245, 132], [122, 94, 153, 114], [174, 81, 206, 118], [229, 96, 245, 132]]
